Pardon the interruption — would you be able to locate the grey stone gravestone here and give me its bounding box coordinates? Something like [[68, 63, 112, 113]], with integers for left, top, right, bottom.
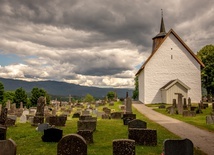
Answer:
[[182, 110, 196, 117], [126, 97, 132, 114], [77, 130, 93, 144], [175, 93, 183, 114], [57, 134, 87, 155], [0, 126, 7, 140], [128, 128, 157, 146], [96, 111, 105, 118], [32, 96, 45, 126], [183, 98, 187, 110], [128, 119, 147, 129], [113, 139, 135, 155], [19, 114, 27, 123], [0, 139, 17, 155], [163, 138, 193, 155], [42, 128, 63, 142], [206, 115, 214, 124], [77, 120, 97, 132], [173, 99, 177, 108], [37, 123, 51, 132]]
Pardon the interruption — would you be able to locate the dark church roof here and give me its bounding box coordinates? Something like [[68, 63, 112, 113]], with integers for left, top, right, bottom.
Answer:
[[152, 13, 167, 39]]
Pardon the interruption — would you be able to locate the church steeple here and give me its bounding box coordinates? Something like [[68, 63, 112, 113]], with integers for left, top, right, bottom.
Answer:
[[152, 9, 167, 51]]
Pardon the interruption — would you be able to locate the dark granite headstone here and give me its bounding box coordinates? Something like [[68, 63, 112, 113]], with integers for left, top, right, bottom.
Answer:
[[122, 114, 136, 120], [77, 120, 97, 132], [123, 117, 135, 125], [0, 107, 8, 125], [72, 112, 80, 118], [5, 118, 16, 127], [111, 112, 122, 119], [77, 130, 93, 144], [46, 116, 67, 126], [113, 139, 135, 155], [173, 99, 177, 108], [101, 114, 110, 119], [175, 93, 183, 114], [103, 107, 111, 114], [42, 128, 63, 142], [0, 127, 7, 140], [183, 98, 187, 110], [57, 134, 87, 155], [0, 139, 17, 155], [159, 105, 166, 109], [164, 138, 193, 155], [128, 119, 147, 129], [128, 128, 157, 146]]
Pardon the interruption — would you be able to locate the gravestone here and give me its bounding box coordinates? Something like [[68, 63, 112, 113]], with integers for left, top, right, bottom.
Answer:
[[77, 120, 97, 132], [175, 93, 183, 114], [6, 101, 11, 110], [113, 139, 135, 155], [101, 113, 110, 119], [42, 128, 63, 142], [206, 115, 214, 124], [128, 119, 147, 129], [57, 134, 87, 155], [158, 105, 166, 109], [5, 117, 16, 127], [183, 98, 187, 110], [82, 110, 90, 116], [111, 112, 122, 119], [46, 116, 67, 126], [19, 114, 27, 123], [125, 97, 132, 114], [72, 112, 80, 118], [0, 126, 7, 140], [96, 111, 105, 118], [20, 102, 23, 109], [122, 114, 136, 125], [37, 123, 51, 132], [77, 130, 93, 144], [0, 107, 8, 125], [182, 110, 196, 117], [172, 99, 177, 108], [103, 107, 111, 114], [32, 96, 45, 126], [128, 128, 157, 146], [0, 104, 2, 115], [163, 138, 193, 155], [188, 97, 191, 110], [0, 139, 17, 155]]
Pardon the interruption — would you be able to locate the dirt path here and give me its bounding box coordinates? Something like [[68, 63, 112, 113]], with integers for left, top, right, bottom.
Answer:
[[132, 101, 214, 155]]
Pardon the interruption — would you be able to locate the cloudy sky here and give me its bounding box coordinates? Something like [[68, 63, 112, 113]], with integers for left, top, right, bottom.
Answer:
[[0, 0, 213, 88]]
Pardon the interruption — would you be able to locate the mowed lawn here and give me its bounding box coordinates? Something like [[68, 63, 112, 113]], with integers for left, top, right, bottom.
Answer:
[[6, 102, 206, 155]]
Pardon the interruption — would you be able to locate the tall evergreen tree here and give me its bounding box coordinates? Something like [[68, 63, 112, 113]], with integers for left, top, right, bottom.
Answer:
[[14, 87, 28, 108], [30, 87, 50, 106], [132, 76, 139, 100]]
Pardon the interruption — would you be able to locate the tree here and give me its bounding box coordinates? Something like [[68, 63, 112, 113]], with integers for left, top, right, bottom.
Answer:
[[30, 87, 50, 106], [197, 44, 214, 97], [106, 91, 115, 100], [3, 91, 15, 104], [132, 76, 139, 100], [84, 94, 94, 102], [0, 82, 4, 104], [14, 87, 28, 108]]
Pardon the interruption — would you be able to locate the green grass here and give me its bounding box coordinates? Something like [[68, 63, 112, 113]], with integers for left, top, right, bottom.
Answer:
[[147, 103, 214, 133], [6, 102, 206, 155]]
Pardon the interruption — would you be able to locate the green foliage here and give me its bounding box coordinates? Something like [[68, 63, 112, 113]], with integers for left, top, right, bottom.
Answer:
[[0, 81, 4, 104], [14, 87, 28, 108], [132, 76, 139, 100], [197, 44, 214, 96], [84, 93, 94, 102], [106, 91, 115, 100], [30, 87, 50, 106], [3, 91, 15, 104]]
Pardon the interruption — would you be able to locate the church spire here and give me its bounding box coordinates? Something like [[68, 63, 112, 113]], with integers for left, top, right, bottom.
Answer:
[[152, 9, 167, 51]]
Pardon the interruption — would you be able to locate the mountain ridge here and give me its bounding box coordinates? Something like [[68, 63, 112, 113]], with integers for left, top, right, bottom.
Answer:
[[0, 77, 133, 98]]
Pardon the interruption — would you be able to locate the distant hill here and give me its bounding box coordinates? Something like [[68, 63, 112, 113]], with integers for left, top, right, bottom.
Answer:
[[0, 77, 133, 98]]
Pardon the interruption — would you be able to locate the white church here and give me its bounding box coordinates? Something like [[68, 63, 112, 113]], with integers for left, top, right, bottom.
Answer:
[[136, 16, 204, 104]]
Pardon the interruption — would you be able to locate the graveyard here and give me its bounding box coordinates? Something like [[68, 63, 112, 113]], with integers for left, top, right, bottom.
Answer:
[[0, 98, 208, 155]]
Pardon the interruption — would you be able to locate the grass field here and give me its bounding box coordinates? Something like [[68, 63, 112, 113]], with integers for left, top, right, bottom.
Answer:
[[6, 102, 207, 155]]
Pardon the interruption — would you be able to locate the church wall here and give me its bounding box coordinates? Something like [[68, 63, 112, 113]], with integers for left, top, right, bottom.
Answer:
[[143, 33, 201, 104], [138, 69, 145, 103]]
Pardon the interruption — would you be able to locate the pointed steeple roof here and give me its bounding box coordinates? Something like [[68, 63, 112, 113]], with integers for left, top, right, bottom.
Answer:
[[153, 9, 167, 39]]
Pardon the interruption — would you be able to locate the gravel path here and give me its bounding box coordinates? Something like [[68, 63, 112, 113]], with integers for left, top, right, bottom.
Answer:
[[132, 101, 214, 155]]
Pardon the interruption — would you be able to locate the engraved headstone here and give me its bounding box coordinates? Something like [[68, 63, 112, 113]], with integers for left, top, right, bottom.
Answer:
[[113, 139, 135, 155], [19, 114, 27, 123], [42, 128, 63, 142], [32, 96, 45, 126], [57, 134, 87, 155], [163, 138, 193, 155], [0, 127, 6, 140], [126, 97, 132, 114], [0, 139, 17, 155], [128, 119, 147, 129], [37, 123, 51, 132], [77, 130, 93, 144], [175, 93, 183, 114], [0, 107, 8, 125]]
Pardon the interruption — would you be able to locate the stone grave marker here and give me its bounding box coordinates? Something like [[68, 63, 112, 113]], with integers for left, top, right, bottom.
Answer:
[[183, 98, 187, 110], [42, 128, 63, 142], [182, 110, 196, 117], [0, 104, 2, 115], [111, 112, 122, 119], [128, 119, 147, 129], [77, 120, 97, 132], [163, 138, 193, 155], [122, 114, 136, 125], [20, 114, 27, 123], [103, 107, 111, 114], [6, 100, 11, 110], [188, 97, 191, 109], [82, 110, 90, 116], [172, 99, 177, 108], [96, 111, 105, 118], [72, 112, 80, 118], [0, 139, 17, 155], [113, 139, 135, 155], [0, 126, 7, 140], [32, 96, 45, 126], [128, 128, 157, 146], [125, 97, 132, 114], [206, 114, 214, 124], [22, 109, 29, 116], [0, 107, 8, 126], [37, 123, 51, 132], [46, 116, 67, 126], [57, 134, 87, 155], [77, 130, 93, 144], [175, 93, 183, 114]]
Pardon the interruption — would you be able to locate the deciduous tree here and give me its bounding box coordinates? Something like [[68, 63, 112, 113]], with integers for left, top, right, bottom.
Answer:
[[14, 87, 28, 108]]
